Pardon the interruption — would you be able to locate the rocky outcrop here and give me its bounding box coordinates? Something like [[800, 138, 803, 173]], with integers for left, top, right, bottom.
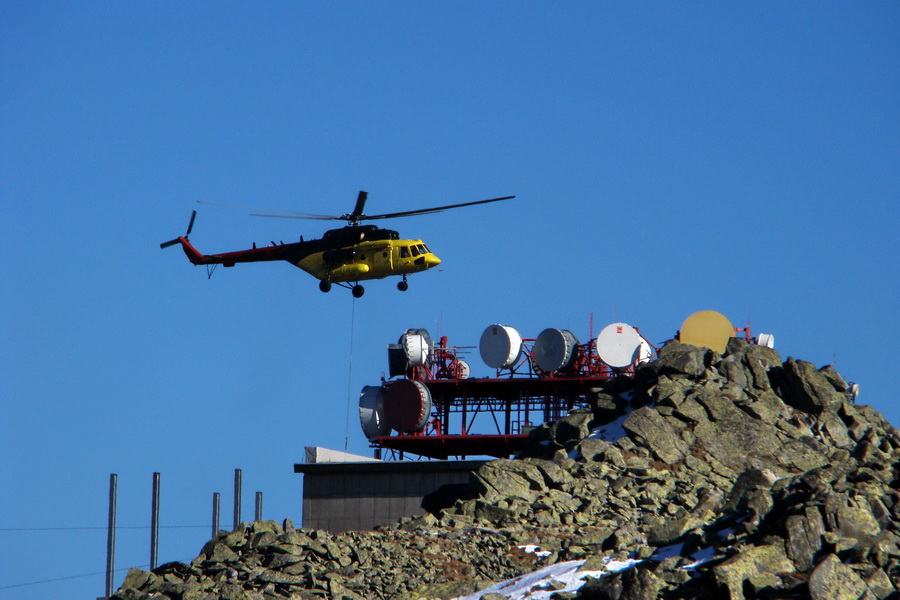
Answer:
[[111, 338, 899, 600], [113, 519, 536, 600]]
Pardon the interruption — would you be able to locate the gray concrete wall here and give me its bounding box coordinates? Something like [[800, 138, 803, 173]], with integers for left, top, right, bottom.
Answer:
[[294, 460, 485, 532]]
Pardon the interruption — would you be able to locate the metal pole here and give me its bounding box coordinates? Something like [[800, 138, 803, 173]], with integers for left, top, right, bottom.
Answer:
[[233, 469, 242, 529], [212, 492, 220, 538], [105, 474, 117, 599], [150, 472, 160, 571], [255, 491, 263, 522]]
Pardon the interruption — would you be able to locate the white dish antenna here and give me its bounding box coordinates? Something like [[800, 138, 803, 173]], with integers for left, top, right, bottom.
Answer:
[[533, 328, 580, 372], [757, 333, 775, 348], [596, 322, 646, 368], [453, 359, 471, 379], [479, 324, 523, 369]]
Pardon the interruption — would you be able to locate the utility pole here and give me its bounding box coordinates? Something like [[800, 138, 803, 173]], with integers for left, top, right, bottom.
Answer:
[[212, 492, 220, 538], [233, 469, 242, 529], [102, 474, 117, 600], [150, 472, 160, 571]]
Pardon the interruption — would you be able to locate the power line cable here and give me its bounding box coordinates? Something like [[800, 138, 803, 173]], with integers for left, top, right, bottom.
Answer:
[[0, 568, 126, 591], [0, 570, 110, 591], [0, 525, 206, 531], [0, 557, 188, 592]]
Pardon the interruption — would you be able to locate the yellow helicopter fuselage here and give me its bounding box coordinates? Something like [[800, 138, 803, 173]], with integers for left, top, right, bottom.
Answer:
[[294, 238, 441, 283]]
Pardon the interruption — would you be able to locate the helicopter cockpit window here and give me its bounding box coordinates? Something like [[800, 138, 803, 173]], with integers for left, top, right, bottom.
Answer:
[[417, 244, 428, 255], [421, 244, 431, 254], [400, 246, 410, 258], [410, 245, 420, 257]]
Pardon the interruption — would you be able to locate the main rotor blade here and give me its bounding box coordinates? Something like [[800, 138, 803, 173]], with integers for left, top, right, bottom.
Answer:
[[249, 213, 341, 220], [196, 193, 515, 223], [363, 195, 515, 220], [350, 191, 368, 219], [197, 200, 338, 219]]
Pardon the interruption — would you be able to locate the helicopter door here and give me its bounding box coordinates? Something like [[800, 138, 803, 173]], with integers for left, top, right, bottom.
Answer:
[[374, 244, 394, 274]]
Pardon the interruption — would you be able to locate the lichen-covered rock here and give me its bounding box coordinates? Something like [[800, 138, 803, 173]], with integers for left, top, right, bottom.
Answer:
[[472, 458, 549, 503], [723, 336, 782, 391], [808, 553, 868, 600], [655, 341, 711, 377], [622, 406, 689, 464], [785, 508, 826, 571], [714, 544, 795, 600], [111, 345, 900, 600], [589, 389, 630, 422], [782, 357, 847, 414]]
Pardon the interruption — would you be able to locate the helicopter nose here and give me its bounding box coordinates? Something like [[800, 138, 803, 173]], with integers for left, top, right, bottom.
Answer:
[[425, 253, 441, 268]]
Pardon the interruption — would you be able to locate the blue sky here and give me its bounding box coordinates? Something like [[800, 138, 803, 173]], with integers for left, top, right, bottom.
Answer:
[[2, 3, 898, 597]]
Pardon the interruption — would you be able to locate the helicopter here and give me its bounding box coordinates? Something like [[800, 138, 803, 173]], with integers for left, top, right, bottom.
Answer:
[[160, 191, 514, 297]]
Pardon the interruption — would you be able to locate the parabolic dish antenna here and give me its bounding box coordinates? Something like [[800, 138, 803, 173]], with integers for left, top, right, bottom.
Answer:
[[479, 324, 523, 369], [533, 328, 580, 372], [679, 310, 734, 353], [359, 386, 389, 440], [383, 379, 432, 434], [452, 359, 471, 379], [596, 322, 645, 368]]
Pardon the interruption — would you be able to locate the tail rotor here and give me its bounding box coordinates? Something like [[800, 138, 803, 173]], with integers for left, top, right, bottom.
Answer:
[[160, 210, 197, 249]]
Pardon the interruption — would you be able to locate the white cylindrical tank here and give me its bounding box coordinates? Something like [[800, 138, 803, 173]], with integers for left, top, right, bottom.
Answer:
[[479, 324, 523, 369], [533, 328, 580, 372]]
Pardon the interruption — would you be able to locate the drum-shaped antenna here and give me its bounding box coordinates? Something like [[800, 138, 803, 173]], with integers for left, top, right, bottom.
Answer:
[[383, 379, 432, 434], [359, 386, 390, 440], [596, 322, 645, 368], [757, 333, 775, 348], [479, 324, 523, 369], [533, 328, 580, 372], [679, 310, 734, 353], [400, 330, 430, 367]]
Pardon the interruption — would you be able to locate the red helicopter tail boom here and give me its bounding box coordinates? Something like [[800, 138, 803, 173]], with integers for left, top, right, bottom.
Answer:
[[160, 211, 300, 268]]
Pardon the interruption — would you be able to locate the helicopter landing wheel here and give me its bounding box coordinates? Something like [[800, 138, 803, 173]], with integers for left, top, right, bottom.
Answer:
[[319, 280, 332, 293], [397, 279, 408, 291], [352, 284, 365, 298]]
